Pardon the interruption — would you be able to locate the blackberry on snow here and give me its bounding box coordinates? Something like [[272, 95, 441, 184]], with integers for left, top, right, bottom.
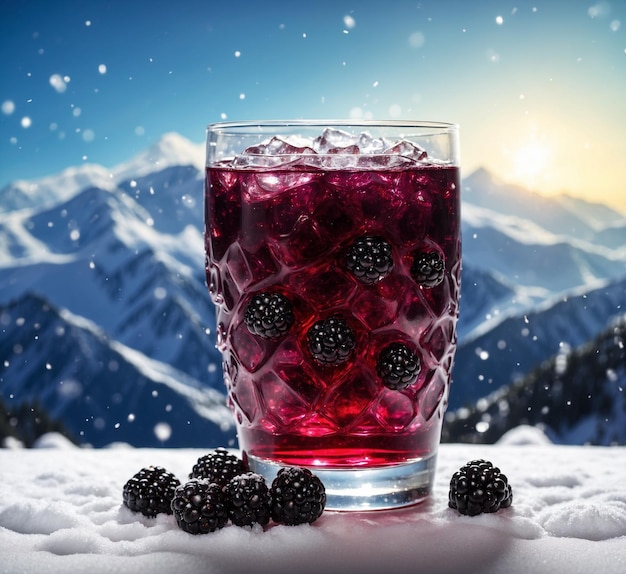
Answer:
[[190, 447, 246, 486], [171, 479, 229, 534], [307, 316, 356, 366], [448, 459, 513, 516], [411, 251, 445, 288], [270, 466, 326, 525], [224, 472, 271, 527], [122, 466, 180, 517], [244, 291, 294, 339], [345, 235, 394, 284], [376, 343, 421, 390]]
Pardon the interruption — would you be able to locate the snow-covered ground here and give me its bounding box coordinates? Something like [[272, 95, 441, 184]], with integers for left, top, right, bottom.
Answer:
[[1, 427, 625, 574]]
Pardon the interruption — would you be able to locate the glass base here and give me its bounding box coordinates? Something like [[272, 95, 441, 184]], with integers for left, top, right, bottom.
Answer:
[[246, 452, 438, 511]]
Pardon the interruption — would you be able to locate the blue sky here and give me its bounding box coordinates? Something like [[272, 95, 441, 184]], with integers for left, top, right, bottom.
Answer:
[[1, 0, 625, 211]]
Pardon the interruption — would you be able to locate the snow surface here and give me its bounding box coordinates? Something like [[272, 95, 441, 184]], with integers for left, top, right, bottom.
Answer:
[[1, 427, 625, 574]]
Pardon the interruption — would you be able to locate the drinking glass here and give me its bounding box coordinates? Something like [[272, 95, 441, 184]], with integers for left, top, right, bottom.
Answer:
[[204, 120, 460, 510]]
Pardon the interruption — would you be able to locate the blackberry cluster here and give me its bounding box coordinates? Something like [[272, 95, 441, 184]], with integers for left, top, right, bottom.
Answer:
[[224, 472, 271, 527], [122, 466, 180, 517], [270, 467, 327, 526], [244, 291, 294, 339], [376, 343, 421, 390], [345, 235, 394, 284], [448, 459, 513, 516], [122, 451, 327, 533], [190, 447, 246, 485], [307, 316, 356, 366], [171, 479, 229, 534], [411, 251, 445, 288]]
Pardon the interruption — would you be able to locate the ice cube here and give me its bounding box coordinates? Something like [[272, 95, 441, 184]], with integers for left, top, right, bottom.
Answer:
[[229, 130, 431, 169], [301, 152, 361, 170], [356, 154, 414, 169], [383, 139, 428, 161], [235, 136, 316, 167], [357, 132, 388, 154], [314, 128, 358, 153], [327, 144, 360, 155]]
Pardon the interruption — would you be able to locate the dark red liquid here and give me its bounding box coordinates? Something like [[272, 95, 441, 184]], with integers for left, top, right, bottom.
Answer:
[[205, 165, 461, 467]]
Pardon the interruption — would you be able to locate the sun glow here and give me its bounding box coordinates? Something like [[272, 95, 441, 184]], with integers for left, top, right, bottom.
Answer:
[[511, 139, 552, 189]]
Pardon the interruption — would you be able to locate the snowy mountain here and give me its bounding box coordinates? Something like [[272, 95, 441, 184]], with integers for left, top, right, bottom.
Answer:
[[118, 164, 203, 233], [463, 168, 626, 239], [0, 181, 220, 382], [450, 275, 626, 409], [1, 132, 625, 446], [463, 203, 625, 293], [0, 164, 116, 214], [0, 293, 234, 447], [443, 312, 626, 446], [112, 131, 204, 182], [0, 132, 204, 214]]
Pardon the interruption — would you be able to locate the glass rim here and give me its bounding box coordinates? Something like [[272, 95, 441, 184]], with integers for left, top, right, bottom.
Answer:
[[207, 119, 458, 133]]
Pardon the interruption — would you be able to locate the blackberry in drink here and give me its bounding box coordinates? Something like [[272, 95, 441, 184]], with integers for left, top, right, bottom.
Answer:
[[205, 121, 460, 510]]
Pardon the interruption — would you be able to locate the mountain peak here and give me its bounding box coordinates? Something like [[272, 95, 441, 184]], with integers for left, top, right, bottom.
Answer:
[[464, 166, 525, 194], [462, 166, 624, 236], [466, 166, 494, 180], [112, 132, 204, 182], [0, 163, 115, 214], [0, 133, 205, 215]]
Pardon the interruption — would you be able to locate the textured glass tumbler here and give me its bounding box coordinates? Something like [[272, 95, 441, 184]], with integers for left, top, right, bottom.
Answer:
[[204, 120, 461, 510]]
